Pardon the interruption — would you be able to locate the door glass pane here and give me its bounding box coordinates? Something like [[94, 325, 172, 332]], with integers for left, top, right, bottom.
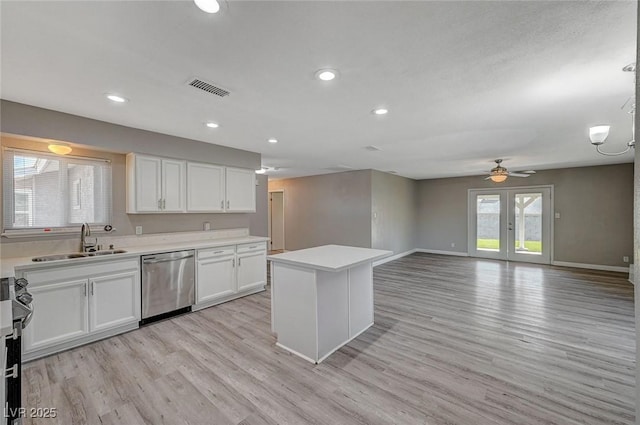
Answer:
[[477, 195, 500, 251], [514, 193, 542, 255]]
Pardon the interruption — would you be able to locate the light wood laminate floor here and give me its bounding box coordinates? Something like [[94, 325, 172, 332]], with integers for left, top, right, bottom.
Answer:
[[23, 254, 635, 425]]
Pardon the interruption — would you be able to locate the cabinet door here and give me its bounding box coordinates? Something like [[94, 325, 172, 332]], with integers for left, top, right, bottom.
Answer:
[[162, 159, 186, 212], [134, 155, 162, 212], [187, 163, 225, 212], [196, 256, 236, 304], [24, 279, 89, 352], [237, 251, 266, 292], [225, 167, 256, 212], [89, 271, 140, 333]]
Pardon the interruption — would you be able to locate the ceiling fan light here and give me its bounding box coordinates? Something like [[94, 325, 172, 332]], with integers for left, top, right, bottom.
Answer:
[[490, 174, 508, 183], [589, 125, 610, 145]]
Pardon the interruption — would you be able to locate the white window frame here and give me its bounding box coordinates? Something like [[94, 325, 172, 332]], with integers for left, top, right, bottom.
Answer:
[[2, 148, 112, 238]]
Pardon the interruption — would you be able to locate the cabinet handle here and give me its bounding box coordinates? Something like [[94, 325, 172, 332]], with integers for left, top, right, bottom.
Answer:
[[227, 200, 230, 209], [232, 259, 235, 267], [213, 250, 223, 254], [84, 285, 87, 297], [221, 200, 224, 209], [238, 257, 241, 267], [163, 199, 166, 210], [91, 282, 94, 296], [158, 199, 162, 209]]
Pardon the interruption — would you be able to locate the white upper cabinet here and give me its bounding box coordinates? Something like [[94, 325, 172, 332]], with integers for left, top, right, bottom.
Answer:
[[162, 159, 186, 212], [187, 163, 225, 212], [127, 154, 254, 214], [225, 167, 256, 212], [127, 154, 186, 213], [131, 155, 162, 212]]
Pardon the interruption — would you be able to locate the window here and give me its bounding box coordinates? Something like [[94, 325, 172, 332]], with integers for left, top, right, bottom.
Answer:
[[2, 148, 112, 233]]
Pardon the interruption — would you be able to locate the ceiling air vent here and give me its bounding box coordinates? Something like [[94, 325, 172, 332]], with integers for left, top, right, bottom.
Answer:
[[187, 78, 230, 97]]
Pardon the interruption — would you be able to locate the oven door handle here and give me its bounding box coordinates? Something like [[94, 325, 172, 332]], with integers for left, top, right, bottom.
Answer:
[[5, 363, 18, 379]]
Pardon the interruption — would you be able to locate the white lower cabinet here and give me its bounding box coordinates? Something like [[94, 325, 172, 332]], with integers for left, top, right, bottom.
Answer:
[[90, 271, 140, 333], [25, 279, 89, 353], [195, 242, 266, 309], [237, 250, 267, 292], [21, 259, 140, 361], [197, 249, 236, 304]]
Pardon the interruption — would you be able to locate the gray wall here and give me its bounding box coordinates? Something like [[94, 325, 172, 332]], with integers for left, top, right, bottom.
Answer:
[[268, 170, 372, 251], [250, 174, 268, 237], [417, 163, 634, 267], [1, 100, 260, 168], [0, 102, 268, 242], [633, 5, 639, 422], [371, 170, 418, 255]]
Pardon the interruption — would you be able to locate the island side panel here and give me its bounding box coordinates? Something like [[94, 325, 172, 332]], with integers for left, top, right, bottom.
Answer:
[[271, 263, 318, 362], [348, 262, 374, 337], [316, 269, 350, 361]]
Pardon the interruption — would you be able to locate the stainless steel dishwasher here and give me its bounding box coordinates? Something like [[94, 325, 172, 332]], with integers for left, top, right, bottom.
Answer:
[[141, 250, 195, 323]]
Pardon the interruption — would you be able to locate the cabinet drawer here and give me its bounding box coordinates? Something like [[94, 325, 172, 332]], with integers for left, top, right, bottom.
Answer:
[[237, 242, 266, 254], [23, 259, 140, 286], [198, 246, 235, 260]]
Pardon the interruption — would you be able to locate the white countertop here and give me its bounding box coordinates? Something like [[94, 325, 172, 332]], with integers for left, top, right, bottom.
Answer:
[[268, 245, 392, 272], [1, 235, 269, 278]]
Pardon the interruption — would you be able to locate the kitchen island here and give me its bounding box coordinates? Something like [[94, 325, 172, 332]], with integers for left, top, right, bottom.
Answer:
[[268, 245, 392, 364]]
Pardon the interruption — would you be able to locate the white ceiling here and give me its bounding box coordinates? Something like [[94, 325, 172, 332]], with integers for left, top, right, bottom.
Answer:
[[1, 1, 636, 180]]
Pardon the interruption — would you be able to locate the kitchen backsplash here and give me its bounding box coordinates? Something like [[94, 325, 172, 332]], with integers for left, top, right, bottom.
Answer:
[[0, 228, 250, 258]]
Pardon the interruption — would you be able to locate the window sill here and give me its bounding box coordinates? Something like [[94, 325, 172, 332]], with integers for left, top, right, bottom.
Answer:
[[1, 227, 116, 239]]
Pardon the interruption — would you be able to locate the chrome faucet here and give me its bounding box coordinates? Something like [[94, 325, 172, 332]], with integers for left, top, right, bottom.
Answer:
[[81, 223, 97, 252]]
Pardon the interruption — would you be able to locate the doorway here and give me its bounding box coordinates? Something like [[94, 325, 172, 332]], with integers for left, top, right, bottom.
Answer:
[[468, 186, 552, 264], [268, 190, 285, 253]]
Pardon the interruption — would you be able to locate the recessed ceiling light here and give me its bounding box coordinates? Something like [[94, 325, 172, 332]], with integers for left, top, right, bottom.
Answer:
[[205, 122, 219, 128], [106, 94, 127, 103], [372, 108, 388, 115], [268, 138, 278, 144], [315, 69, 338, 81], [194, 0, 220, 13]]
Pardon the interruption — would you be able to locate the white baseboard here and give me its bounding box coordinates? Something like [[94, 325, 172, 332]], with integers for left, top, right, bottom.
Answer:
[[373, 249, 417, 266], [414, 249, 469, 257], [551, 261, 630, 274]]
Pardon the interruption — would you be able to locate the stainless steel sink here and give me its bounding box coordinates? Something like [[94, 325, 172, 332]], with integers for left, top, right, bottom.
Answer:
[[32, 253, 87, 262], [87, 249, 127, 256], [32, 249, 127, 262]]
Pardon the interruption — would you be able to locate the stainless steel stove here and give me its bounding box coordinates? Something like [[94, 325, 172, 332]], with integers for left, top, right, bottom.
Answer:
[[2, 277, 33, 425]]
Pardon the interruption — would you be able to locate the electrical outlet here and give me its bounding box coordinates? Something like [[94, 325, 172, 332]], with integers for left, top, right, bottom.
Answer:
[[204, 222, 211, 231], [623, 256, 629, 263], [135, 226, 142, 235], [451, 242, 455, 248], [554, 212, 561, 219]]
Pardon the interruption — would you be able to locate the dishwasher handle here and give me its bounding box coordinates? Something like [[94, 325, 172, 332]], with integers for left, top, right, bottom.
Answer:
[[143, 253, 194, 264]]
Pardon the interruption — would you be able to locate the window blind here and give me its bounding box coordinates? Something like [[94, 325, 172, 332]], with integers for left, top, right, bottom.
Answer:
[[2, 148, 112, 232]]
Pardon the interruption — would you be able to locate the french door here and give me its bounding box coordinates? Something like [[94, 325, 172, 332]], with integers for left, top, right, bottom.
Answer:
[[468, 187, 552, 264]]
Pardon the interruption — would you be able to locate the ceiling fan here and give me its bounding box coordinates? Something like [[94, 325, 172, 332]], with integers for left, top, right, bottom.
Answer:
[[484, 159, 536, 183]]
